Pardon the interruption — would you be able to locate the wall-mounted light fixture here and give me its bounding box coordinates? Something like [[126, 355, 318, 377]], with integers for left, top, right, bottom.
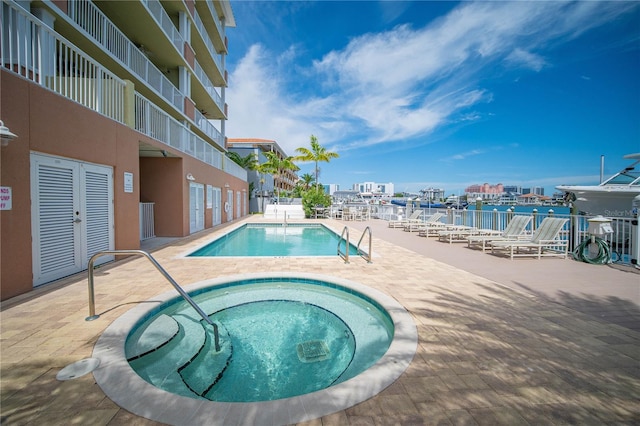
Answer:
[[186, 173, 195, 181], [0, 120, 18, 147]]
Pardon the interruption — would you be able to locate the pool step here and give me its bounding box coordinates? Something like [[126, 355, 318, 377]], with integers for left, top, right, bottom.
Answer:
[[128, 314, 207, 399], [179, 321, 232, 396], [125, 314, 179, 360], [127, 314, 234, 400]]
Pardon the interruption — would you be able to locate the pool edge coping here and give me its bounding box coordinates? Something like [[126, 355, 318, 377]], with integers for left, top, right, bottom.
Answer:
[[176, 222, 371, 259], [92, 272, 418, 425]]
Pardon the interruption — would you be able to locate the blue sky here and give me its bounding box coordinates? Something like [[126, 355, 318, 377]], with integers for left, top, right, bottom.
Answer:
[[224, 1, 640, 196]]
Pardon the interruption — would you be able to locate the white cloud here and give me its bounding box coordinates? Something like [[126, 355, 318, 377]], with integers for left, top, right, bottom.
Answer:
[[226, 1, 637, 154]]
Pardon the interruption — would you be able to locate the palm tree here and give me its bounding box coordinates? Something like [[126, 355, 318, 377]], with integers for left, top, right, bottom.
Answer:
[[253, 161, 271, 213], [226, 151, 257, 169], [299, 173, 315, 191], [262, 151, 299, 205], [294, 135, 339, 190]]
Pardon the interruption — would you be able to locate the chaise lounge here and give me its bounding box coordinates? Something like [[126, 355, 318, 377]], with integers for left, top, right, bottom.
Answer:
[[465, 215, 533, 251], [406, 212, 445, 233], [388, 209, 423, 228], [489, 217, 569, 259]]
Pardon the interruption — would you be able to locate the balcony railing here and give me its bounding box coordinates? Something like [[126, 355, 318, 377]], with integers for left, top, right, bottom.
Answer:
[[135, 92, 247, 181], [1, 1, 125, 122], [193, 58, 223, 113], [203, 0, 224, 44], [194, 109, 223, 147], [2, 1, 244, 182], [141, 0, 183, 54], [193, 9, 222, 76], [67, 0, 184, 112]]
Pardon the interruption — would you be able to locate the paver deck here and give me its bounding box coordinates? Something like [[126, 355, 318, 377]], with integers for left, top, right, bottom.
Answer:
[[1, 216, 639, 425]]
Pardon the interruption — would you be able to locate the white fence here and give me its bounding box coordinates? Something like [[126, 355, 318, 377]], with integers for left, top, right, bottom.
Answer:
[[139, 202, 155, 240], [370, 203, 637, 265]]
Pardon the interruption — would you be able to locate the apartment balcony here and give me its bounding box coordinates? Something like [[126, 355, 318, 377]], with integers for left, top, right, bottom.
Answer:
[[1, 0, 244, 181], [191, 8, 225, 86]]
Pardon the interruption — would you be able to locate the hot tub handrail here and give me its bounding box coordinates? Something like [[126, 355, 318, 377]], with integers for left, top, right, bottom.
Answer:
[[86, 250, 220, 352], [356, 226, 373, 263], [338, 226, 350, 263]]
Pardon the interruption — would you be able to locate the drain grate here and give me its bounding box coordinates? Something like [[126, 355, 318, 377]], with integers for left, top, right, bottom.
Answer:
[[297, 340, 330, 363]]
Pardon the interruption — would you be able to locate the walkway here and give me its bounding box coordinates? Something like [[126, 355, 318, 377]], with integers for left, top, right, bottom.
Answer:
[[1, 216, 638, 425]]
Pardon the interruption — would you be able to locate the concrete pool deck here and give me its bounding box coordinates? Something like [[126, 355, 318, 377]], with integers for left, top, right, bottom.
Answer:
[[1, 215, 639, 425]]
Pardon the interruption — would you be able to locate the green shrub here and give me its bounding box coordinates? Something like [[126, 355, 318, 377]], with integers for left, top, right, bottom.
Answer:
[[301, 187, 331, 218]]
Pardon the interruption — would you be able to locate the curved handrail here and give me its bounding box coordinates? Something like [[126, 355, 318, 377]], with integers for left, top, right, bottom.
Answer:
[[337, 226, 350, 263], [357, 226, 373, 263], [86, 250, 220, 352]]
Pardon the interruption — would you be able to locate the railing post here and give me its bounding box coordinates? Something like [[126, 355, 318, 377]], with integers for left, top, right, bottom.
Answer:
[[532, 209, 538, 231], [492, 208, 498, 231]]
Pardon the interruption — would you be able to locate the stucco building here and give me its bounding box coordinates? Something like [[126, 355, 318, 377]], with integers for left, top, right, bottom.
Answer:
[[227, 138, 297, 212], [0, 0, 246, 300]]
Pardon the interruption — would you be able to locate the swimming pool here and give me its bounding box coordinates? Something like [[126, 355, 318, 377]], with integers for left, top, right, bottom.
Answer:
[[93, 273, 417, 425], [188, 223, 359, 257]]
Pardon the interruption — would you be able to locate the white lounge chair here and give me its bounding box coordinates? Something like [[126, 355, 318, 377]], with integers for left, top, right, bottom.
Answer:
[[489, 217, 569, 259], [437, 225, 481, 244], [409, 212, 447, 234], [405, 212, 445, 232], [388, 209, 423, 228], [465, 215, 533, 251]]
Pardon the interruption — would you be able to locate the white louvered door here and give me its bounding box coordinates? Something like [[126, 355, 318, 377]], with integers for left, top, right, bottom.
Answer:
[[31, 154, 114, 287]]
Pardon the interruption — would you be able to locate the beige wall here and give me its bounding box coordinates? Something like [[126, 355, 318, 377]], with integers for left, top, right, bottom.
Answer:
[[1, 70, 247, 300]]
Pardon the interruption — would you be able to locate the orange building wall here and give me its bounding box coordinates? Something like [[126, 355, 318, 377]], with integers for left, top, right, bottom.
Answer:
[[1, 72, 33, 300], [1, 70, 248, 301], [1, 71, 140, 300], [140, 157, 185, 237]]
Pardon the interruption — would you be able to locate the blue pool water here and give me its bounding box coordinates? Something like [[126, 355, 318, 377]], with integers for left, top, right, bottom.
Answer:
[[188, 223, 359, 257], [125, 278, 394, 402]]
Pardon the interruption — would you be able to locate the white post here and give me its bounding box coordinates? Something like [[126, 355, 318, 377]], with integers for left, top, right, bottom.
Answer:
[[631, 195, 640, 268]]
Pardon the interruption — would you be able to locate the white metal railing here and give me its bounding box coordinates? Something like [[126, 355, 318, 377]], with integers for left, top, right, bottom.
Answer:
[[194, 58, 223, 112], [193, 9, 222, 75], [86, 250, 221, 352], [203, 0, 224, 43], [427, 207, 635, 265], [139, 202, 155, 240], [135, 92, 246, 180], [67, 0, 185, 112], [194, 108, 223, 146], [1, 1, 125, 122], [141, 0, 184, 54]]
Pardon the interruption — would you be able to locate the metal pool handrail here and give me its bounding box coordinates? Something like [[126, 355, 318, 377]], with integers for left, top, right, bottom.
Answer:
[[86, 250, 220, 352], [338, 226, 350, 263], [357, 226, 373, 263]]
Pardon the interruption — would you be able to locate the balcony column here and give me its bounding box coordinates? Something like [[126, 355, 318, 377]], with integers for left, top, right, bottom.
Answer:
[[123, 80, 135, 129]]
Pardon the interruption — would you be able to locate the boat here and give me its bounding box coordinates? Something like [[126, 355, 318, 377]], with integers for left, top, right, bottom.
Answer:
[[556, 153, 640, 217]]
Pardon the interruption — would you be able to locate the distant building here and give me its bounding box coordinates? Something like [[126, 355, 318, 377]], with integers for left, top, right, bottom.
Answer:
[[523, 187, 545, 196], [503, 185, 522, 195], [227, 138, 298, 212], [352, 181, 395, 197], [323, 184, 340, 196], [419, 187, 446, 201], [517, 193, 551, 205]]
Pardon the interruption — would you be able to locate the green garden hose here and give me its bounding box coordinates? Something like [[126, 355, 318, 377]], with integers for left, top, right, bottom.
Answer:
[[573, 237, 612, 264]]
